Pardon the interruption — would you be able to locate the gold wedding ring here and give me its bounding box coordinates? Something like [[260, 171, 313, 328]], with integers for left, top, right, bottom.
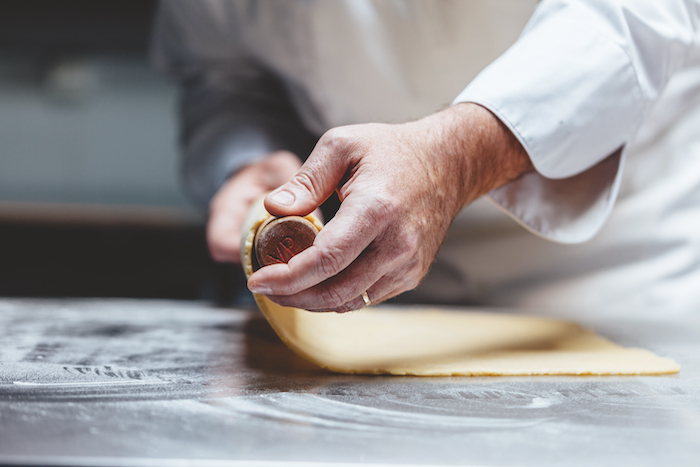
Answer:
[[361, 291, 372, 307]]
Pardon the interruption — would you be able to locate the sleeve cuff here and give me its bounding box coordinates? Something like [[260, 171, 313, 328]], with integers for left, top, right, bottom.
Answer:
[[487, 148, 624, 244], [452, 2, 645, 243], [453, 3, 644, 179]]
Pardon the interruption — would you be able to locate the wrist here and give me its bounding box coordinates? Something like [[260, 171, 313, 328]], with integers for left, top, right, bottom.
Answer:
[[418, 103, 532, 210]]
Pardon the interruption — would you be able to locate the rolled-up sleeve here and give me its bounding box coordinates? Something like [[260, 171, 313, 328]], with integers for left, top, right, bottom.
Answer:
[[455, 0, 699, 243], [151, 0, 317, 208]]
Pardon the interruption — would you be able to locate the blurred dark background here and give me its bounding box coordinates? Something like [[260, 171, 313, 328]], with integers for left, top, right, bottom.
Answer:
[[0, 0, 247, 305], [0, 0, 156, 54]]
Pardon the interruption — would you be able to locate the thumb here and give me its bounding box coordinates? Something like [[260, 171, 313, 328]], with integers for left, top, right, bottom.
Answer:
[[264, 132, 351, 217]]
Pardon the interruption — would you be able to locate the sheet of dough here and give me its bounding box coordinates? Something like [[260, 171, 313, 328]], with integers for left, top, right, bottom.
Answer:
[[241, 199, 680, 376]]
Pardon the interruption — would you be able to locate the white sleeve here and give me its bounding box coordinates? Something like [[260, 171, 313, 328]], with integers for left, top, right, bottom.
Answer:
[[454, 0, 700, 243], [150, 0, 317, 208]]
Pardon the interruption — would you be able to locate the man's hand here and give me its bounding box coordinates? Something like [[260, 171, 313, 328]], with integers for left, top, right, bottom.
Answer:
[[247, 103, 533, 312], [207, 150, 302, 263]]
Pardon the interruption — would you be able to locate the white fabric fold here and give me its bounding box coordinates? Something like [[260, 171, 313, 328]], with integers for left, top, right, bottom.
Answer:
[[455, 0, 699, 242]]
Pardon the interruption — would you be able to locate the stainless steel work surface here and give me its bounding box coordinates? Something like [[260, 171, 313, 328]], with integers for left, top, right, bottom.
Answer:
[[0, 299, 698, 467]]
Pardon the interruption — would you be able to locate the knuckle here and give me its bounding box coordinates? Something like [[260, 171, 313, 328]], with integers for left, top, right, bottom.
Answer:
[[405, 273, 423, 291], [207, 236, 239, 263], [319, 126, 368, 161], [388, 230, 421, 265], [372, 193, 399, 219], [317, 297, 359, 313], [361, 194, 399, 231], [407, 261, 428, 289], [316, 246, 346, 278], [391, 259, 425, 294], [333, 303, 357, 313], [320, 283, 352, 308], [397, 240, 415, 262], [291, 170, 321, 199], [403, 239, 422, 262], [210, 250, 226, 262], [319, 127, 350, 152], [210, 247, 236, 263], [207, 228, 223, 246]]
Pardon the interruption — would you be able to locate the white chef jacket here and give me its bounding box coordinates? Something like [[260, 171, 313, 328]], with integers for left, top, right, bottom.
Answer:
[[152, 0, 700, 317]]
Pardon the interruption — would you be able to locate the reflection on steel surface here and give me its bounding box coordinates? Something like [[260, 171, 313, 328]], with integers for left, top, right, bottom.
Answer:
[[0, 299, 698, 466]]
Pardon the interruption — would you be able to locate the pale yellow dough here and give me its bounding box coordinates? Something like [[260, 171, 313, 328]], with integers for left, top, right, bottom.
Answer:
[[241, 199, 680, 376]]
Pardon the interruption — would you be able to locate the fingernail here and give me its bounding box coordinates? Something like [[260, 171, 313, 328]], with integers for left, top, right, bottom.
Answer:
[[249, 282, 272, 295], [268, 189, 295, 207]]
